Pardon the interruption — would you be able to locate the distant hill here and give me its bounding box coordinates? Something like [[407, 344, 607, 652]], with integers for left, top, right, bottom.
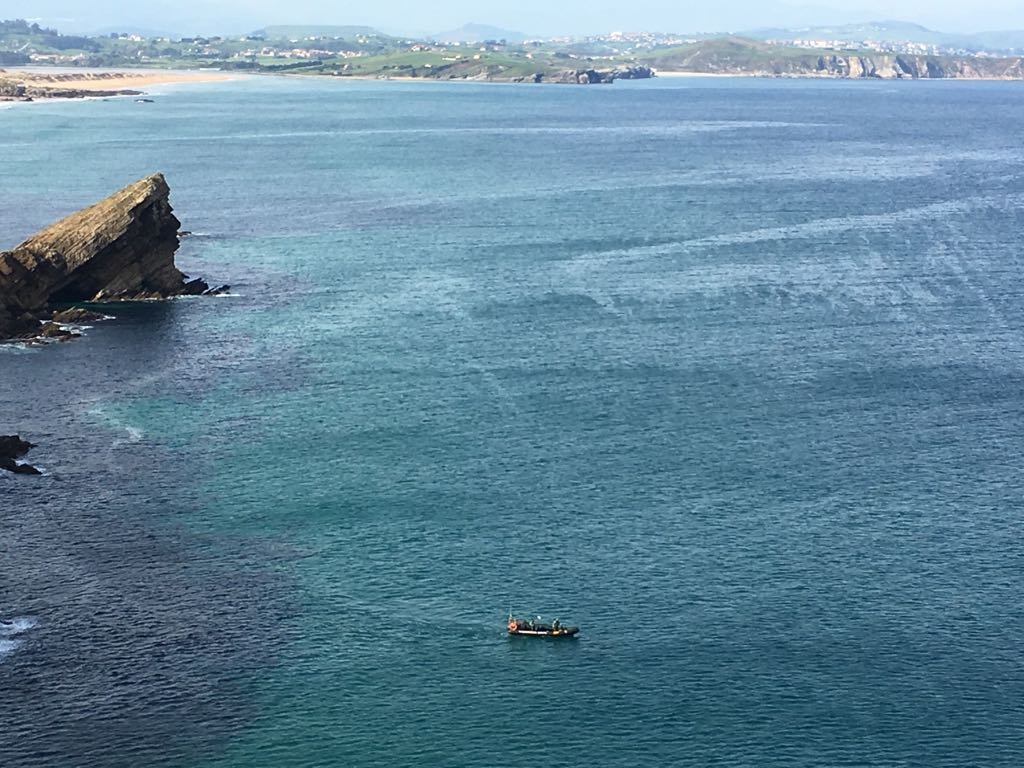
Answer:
[[642, 37, 791, 73], [256, 25, 390, 41], [742, 19, 1024, 54], [747, 20, 938, 43], [428, 23, 528, 44]]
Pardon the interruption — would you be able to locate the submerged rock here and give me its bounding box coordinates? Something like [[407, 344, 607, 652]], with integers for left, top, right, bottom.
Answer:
[[0, 173, 210, 339]]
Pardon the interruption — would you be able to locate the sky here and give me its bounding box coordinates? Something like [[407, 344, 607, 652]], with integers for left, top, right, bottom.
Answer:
[[5, 0, 1024, 38]]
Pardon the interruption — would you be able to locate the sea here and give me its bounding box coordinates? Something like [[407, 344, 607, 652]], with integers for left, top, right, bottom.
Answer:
[[2, 74, 1024, 767]]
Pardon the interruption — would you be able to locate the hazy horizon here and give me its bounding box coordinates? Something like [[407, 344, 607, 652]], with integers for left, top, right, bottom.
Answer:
[[5, 0, 1024, 38]]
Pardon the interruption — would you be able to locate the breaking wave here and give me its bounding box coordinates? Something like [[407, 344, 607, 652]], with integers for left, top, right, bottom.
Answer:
[[0, 616, 38, 661]]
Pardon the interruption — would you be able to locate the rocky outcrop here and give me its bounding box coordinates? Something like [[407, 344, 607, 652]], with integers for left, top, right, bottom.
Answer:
[[50, 307, 109, 324], [0, 173, 208, 339], [0, 435, 41, 475], [532, 65, 655, 84], [610, 66, 656, 81]]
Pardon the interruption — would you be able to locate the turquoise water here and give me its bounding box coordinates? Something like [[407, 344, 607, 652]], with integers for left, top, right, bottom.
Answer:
[[3, 76, 1024, 766]]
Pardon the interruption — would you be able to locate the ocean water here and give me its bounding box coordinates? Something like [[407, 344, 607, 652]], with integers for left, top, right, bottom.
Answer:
[[3, 75, 1024, 766]]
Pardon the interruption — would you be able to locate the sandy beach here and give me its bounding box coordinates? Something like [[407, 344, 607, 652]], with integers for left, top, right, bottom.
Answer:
[[36, 71, 233, 91], [0, 68, 235, 96]]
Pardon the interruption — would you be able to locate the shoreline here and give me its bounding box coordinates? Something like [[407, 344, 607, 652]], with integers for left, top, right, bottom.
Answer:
[[2, 65, 1022, 105], [0, 68, 238, 102]]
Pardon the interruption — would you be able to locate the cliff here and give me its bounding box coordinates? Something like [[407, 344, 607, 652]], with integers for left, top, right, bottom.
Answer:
[[0, 173, 208, 339], [814, 53, 1024, 79]]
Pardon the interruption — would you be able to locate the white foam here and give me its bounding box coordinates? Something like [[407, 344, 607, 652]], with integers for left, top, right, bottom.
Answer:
[[169, 291, 240, 299], [0, 616, 37, 661], [0, 616, 38, 635], [0, 342, 36, 354]]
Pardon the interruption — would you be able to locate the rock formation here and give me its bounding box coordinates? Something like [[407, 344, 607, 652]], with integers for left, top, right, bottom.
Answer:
[[811, 53, 1024, 79], [533, 66, 655, 84], [0, 173, 209, 339], [0, 435, 41, 475]]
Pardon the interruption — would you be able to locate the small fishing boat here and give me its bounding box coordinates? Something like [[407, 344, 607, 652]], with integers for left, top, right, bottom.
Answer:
[[507, 614, 579, 638]]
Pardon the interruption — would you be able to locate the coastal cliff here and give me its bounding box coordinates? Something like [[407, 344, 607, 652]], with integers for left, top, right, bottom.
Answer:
[[642, 37, 1024, 79], [0, 173, 208, 339], [814, 53, 1024, 79]]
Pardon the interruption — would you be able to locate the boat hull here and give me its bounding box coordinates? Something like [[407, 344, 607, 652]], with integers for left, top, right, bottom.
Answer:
[[508, 627, 579, 638]]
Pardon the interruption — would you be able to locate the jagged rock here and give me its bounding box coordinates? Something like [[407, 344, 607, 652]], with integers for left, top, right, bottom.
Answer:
[[180, 277, 211, 295], [50, 307, 108, 325], [546, 68, 610, 84], [1, 173, 184, 307], [542, 66, 655, 84], [37, 321, 79, 339], [0, 435, 41, 475], [0, 435, 33, 457], [37, 321, 76, 339], [610, 66, 655, 80], [203, 284, 231, 296], [0, 173, 209, 339]]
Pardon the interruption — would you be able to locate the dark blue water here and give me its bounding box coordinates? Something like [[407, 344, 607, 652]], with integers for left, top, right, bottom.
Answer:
[[3, 76, 1024, 766]]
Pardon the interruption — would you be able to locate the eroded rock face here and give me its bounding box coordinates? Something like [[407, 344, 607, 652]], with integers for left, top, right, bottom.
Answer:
[[0, 173, 207, 339]]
